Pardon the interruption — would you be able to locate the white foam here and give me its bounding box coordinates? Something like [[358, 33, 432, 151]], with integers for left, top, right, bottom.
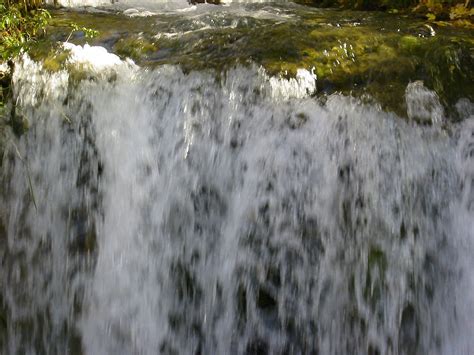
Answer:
[[0, 62, 10, 74], [63, 42, 134, 70], [405, 80, 444, 125], [269, 67, 317, 99]]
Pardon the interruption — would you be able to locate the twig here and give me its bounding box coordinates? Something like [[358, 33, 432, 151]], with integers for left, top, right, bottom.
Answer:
[[61, 111, 72, 124], [65, 30, 74, 43], [11, 139, 38, 212]]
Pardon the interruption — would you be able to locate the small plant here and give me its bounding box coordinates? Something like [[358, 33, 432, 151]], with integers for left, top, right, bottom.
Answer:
[[66, 23, 99, 42]]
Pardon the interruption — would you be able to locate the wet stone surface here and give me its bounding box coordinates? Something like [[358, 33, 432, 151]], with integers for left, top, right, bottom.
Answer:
[[27, 3, 474, 118]]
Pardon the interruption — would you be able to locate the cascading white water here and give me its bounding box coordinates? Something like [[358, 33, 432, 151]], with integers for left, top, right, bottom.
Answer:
[[45, 0, 290, 11], [1, 44, 473, 354]]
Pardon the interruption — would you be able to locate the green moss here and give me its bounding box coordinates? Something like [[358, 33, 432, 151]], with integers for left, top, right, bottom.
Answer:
[[364, 247, 388, 307], [42, 49, 70, 72], [17, 7, 471, 119], [368, 247, 388, 272], [114, 36, 158, 61], [399, 35, 422, 51]]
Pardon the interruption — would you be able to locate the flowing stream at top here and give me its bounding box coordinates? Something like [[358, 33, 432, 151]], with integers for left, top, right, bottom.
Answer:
[[45, 0, 290, 11], [1, 2, 474, 355]]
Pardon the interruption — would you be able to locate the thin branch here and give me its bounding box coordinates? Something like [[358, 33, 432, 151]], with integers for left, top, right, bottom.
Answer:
[[11, 139, 38, 212]]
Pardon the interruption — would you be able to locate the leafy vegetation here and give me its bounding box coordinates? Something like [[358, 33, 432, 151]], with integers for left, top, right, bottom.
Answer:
[[1, 0, 51, 134], [0, 1, 98, 124], [0, 2, 51, 60], [66, 22, 99, 42], [295, 0, 473, 27], [296, 0, 471, 10], [1, 3, 99, 61]]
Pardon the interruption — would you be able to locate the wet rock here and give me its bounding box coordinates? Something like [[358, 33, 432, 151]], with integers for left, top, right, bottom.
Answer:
[[230, 137, 240, 149], [405, 81, 444, 126], [368, 344, 381, 355], [422, 252, 437, 301], [287, 112, 309, 129], [42, 50, 71, 73], [245, 337, 268, 355], [0, 219, 6, 246], [166, 201, 192, 239], [398, 304, 419, 355], [160, 341, 179, 355], [237, 283, 247, 325], [194, 341, 203, 355], [455, 98, 474, 120], [400, 220, 407, 239], [341, 198, 352, 227], [191, 185, 226, 218], [364, 247, 387, 306], [255, 284, 279, 328], [9, 111, 29, 137], [68, 208, 97, 254], [95, 33, 122, 52], [258, 201, 271, 228], [114, 36, 158, 62], [0, 63, 10, 92], [300, 217, 325, 261], [338, 164, 352, 184], [256, 287, 277, 311], [239, 224, 266, 252], [168, 312, 183, 331], [368, 247, 387, 273], [408, 24, 436, 38], [413, 225, 420, 239], [171, 261, 202, 304], [72, 227, 96, 254], [189, 0, 221, 4], [398, 35, 422, 52], [0, 294, 7, 351], [266, 266, 281, 289], [67, 330, 84, 355]]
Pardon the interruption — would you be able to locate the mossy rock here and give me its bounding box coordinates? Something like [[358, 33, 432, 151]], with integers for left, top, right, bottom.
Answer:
[[114, 36, 158, 61], [399, 35, 422, 51], [21, 7, 474, 120], [0, 294, 8, 351], [42, 49, 71, 72], [364, 246, 388, 307], [9, 112, 30, 137]]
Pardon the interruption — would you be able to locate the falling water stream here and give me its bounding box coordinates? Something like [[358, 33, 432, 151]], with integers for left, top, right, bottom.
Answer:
[[1, 1, 474, 354]]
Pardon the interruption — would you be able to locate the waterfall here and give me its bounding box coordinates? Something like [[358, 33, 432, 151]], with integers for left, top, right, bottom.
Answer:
[[1, 44, 473, 354]]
